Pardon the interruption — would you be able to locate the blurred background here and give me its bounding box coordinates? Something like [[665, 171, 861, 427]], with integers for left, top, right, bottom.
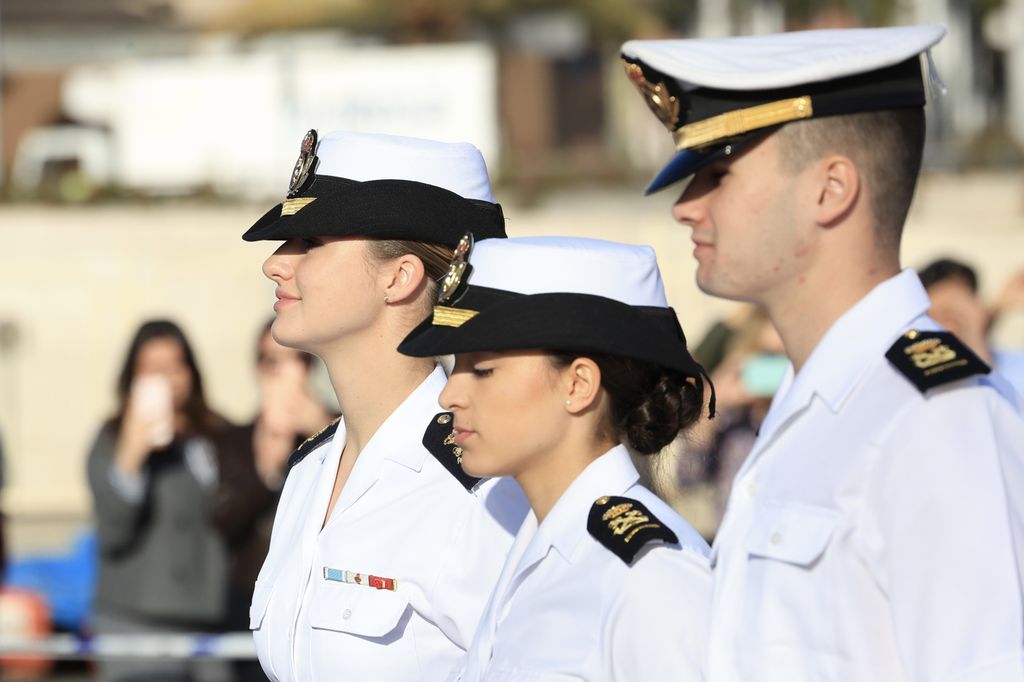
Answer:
[[0, 0, 1022, 679]]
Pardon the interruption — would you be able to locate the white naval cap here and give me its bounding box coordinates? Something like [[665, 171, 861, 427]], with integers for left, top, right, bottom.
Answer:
[[620, 24, 947, 193], [397, 234, 708, 383], [315, 130, 495, 202], [467, 236, 669, 307], [621, 24, 946, 92], [243, 129, 505, 245]]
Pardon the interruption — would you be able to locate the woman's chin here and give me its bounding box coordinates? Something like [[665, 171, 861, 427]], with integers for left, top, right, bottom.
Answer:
[[460, 452, 503, 479]]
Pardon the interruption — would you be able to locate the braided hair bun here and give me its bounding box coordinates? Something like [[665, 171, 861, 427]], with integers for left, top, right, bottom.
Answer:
[[550, 353, 706, 454]]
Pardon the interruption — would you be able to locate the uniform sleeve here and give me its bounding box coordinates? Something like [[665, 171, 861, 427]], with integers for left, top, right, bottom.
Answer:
[[85, 425, 150, 556], [605, 550, 711, 682], [865, 386, 1024, 682]]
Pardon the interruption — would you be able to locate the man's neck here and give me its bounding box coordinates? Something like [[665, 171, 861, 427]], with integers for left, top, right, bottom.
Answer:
[[764, 260, 900, 373]]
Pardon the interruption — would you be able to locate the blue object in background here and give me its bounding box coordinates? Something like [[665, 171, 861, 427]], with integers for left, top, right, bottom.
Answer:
[[741, 353, 789, 398], [5, 531, 97, 631]]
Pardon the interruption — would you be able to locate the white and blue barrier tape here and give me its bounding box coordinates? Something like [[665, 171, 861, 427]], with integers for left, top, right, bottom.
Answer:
[[0, 632, 257, 659]]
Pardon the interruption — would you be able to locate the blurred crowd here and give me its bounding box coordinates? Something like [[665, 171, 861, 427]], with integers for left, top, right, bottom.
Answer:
[[7, 318, 334, 682], [0, 257, 1021, 680]]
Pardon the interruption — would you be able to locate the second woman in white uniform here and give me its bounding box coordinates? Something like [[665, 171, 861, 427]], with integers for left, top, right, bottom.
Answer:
[[399, 235, 715, 681], [242, 130, 528, 681]]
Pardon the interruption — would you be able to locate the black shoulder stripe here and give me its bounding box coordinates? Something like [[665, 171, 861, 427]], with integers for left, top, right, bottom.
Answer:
[[422, 412, 480, 491], [588, 495, 678, 565], [288, 417, 341, 469], [885, 330, 989, 394]]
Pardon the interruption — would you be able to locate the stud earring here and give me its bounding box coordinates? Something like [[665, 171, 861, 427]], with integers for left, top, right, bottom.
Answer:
[[383, 295, 391, 303], [565, 400, 571, 407]]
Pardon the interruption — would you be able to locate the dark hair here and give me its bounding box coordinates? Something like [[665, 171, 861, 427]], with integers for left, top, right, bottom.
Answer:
[[918, 257, 979, 293], [777, 108, 926, 250], [550, 353, 705, 455], [112, 319, 223, 438]]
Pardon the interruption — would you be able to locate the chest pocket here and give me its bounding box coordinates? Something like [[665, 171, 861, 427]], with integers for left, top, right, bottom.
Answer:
[[309, 581, 411, 639], [746, 502, 839, 566]]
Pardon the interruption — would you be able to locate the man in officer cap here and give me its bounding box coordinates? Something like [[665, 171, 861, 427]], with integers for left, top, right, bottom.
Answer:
[[622, 25, 1024, 681]]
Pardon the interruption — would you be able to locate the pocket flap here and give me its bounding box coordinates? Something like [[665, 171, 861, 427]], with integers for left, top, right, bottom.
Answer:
[[746, 503, 839, 566], [308, 581, 411, 638], [249, 583, 272, 630]]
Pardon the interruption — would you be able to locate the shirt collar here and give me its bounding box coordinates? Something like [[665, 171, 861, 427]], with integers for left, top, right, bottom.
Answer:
[[759, 269, 931, 437], [315, 365, 447, 472], [529, 445, 641, 564]]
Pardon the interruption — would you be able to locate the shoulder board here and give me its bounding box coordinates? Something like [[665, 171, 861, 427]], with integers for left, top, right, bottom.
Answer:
[[587, 495, 679, 565], [288, 417, 341, 469], [422, 412, 480, 491], [885, 330, 990, 394]]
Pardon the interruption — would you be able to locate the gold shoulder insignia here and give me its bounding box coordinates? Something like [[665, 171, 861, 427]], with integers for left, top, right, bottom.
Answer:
[[885, 330, 989, 393], [288, 417, 341, 469], [422, 412, 479, 491], [588, 495, 679, 565]]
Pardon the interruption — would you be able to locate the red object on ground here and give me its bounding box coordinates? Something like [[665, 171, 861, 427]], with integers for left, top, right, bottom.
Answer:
[[0, 587, 54, 679]]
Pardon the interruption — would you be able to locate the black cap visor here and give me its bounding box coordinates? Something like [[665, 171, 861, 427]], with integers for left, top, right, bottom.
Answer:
[[399, 287, 706, 378], [243, 175, 506, 247]]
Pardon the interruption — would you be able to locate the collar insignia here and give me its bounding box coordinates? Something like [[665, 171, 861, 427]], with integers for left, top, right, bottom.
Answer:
[[422, 412, 480, 491], [623, 61, 682, 132], [885, 329, 990, 393], [287, 129, 320, 198], [438, 232, 474, 304], [588, 495, 679, 565]]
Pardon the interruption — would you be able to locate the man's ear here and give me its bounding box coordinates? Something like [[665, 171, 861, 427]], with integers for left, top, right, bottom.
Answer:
[[564, 358, 602, 414], [382, 254, 428, 304], [814, 154, 861, 227]]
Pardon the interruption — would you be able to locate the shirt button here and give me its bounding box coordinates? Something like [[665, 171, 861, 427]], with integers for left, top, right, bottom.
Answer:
[[342, 609, 352, 620], [770, 532, 782, 545], [746, 483, 757, 497]]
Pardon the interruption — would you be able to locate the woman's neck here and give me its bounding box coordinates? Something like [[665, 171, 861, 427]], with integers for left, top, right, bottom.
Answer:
[[515, 435, 617, 524], [320, 337, 436, 460]]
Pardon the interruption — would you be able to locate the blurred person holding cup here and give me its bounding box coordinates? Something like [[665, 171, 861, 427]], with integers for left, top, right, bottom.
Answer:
[[86, 319, 231, 682]]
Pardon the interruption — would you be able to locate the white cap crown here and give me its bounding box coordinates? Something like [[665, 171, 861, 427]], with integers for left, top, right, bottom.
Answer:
[[467, 236, 668, 307], [315, 131, 495, 202], [621, 24, 946, 91]]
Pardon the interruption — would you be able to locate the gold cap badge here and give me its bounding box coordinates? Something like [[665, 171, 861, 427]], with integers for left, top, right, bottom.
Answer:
[[288, 129, 319, 198], [624, 61, 681, 132], [438, 233, 474, 304]]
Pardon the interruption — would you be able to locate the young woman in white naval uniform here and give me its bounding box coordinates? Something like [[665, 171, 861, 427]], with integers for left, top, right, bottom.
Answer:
[[242, 130, 528, 681], [399, 235, 716, 681]]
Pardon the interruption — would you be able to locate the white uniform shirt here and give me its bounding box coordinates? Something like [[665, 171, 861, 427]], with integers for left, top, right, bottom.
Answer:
[[707, 270, 1024, 682], [453, 445, 712, 681], [251, 367, 528, 681]]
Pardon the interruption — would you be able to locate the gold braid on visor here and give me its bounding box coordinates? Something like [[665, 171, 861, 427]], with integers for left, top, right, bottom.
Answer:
[[432, 306, 479, 328], [673, 96, 813, 151]]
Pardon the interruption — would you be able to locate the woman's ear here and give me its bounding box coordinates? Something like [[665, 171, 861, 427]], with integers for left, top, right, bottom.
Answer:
[[382, 254, 427, 304], [564, 358, 602, 414]]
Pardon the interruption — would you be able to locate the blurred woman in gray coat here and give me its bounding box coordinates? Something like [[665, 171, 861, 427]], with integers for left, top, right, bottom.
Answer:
[[87, 319, 230, 682]]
